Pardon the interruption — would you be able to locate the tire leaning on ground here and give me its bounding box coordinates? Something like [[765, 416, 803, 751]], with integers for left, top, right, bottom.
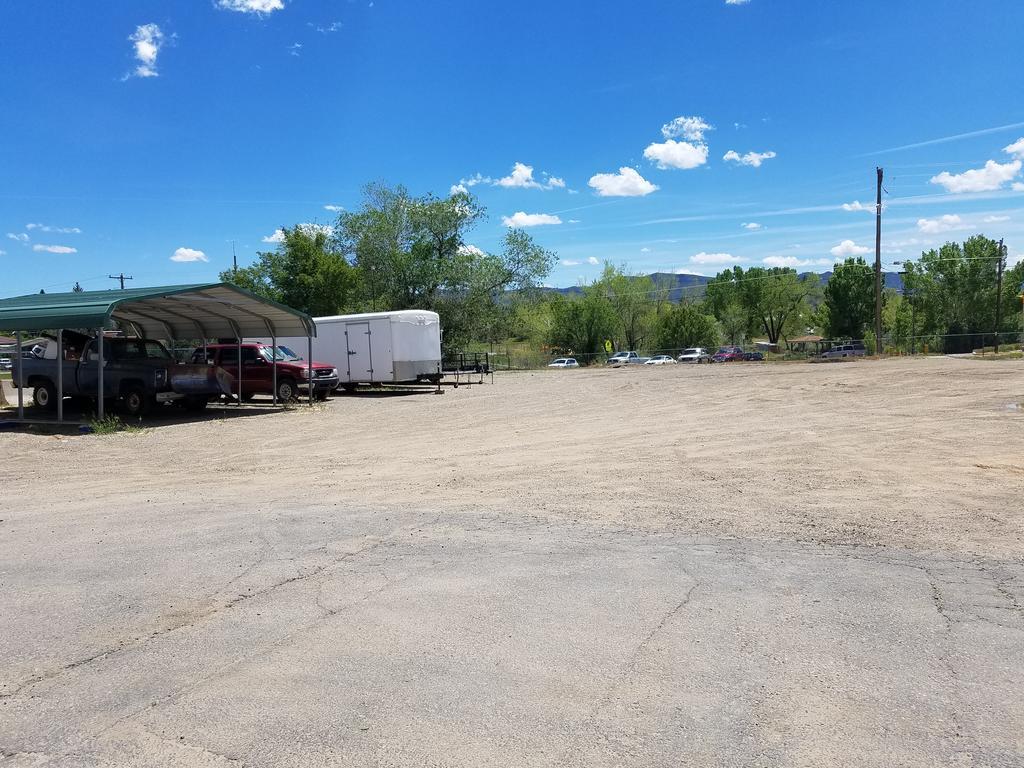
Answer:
[[33, 381, 57, 411], [276, 378, 297, 402], [121, 386, 152, 417]]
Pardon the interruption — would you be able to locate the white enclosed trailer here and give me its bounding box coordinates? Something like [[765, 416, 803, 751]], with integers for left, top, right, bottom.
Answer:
[[260, 310, 442, 387]]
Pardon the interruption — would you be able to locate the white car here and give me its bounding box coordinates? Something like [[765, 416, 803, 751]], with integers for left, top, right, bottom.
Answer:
[[677, 347, 711, 363], [548, 357, 579, 368], [644, 355, 677, 365]]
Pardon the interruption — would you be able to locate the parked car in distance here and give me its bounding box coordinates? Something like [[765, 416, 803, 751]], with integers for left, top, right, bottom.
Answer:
[[677, 347, 711, 363], [820, 343, 867, 359], [0, 357, 11, 371], [742, 351, 765, 361], [606, 351, 648, 366], [644, 355, 677, 365], [548, 357, 579, 368], [711, 346, 745, 363], [191, 343, 339, 401]]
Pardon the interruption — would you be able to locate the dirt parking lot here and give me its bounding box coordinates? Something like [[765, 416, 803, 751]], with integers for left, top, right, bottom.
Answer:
[[2, 356, 1022, 766]]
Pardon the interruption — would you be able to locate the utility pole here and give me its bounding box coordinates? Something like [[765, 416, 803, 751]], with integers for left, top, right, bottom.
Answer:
[[874, 167, 884, 355], [108, 273, 133, 290], [231, 241, 238, 278], [994, 238, 1005, 353]]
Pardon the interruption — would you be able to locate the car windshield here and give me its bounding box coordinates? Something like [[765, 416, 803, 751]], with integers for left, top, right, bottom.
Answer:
[[681, 349, 697, 355], [259, 345, 303, 362]]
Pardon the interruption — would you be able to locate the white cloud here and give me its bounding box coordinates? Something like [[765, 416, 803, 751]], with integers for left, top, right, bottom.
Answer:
[[288, 43, 302, 57], [587, 256, 600, 265], [323, 204, 344, 212], [456, 173, 491, 188], [726, 0, 751, 4], [262, 229, 286, 244], [741, 222, 762, 230], [661, 116, 713, 141], [26, 223, 81, 233], [588, 167, 659, 197], [842, 200, 873, 212], [450, 183, 469, 195], [33, 244, 78, 254], [930, 159, 1021, 193], [1008, 252, 1024, 267], [458, 244, 485, 257], [1014, 182, 1024, 192], [125, 24, 165, 79], [0, 249, 6, 256], [262, 223, 332, 243], [1004, 137, 1024, 159], [501, 212, 563, 227], [171, 247, 207, 262], [7, 232, 29, 242], [723, 149, 777, 167], [567, 219, 581, 224], [494, 162, 565, 190], [640, 247, 651, 253], [311, 21, 342, 33], [643, 139, 709, 170], [983, 215, 1010, 223], [215, 0, 285, 13], [830, 240, 871, 257], [690, 251, 735, 265], [561, 259, 581, 266], [763, 256, 830, 268], [917, 214, 966, 234]]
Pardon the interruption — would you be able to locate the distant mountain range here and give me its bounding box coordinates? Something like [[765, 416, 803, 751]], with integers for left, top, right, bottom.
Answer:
[[545, 271, 904, 301]]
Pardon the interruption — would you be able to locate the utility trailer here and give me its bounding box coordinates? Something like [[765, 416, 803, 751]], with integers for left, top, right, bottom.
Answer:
[[258, 310, 442, 389]]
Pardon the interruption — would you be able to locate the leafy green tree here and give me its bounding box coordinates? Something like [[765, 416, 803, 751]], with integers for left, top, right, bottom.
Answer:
[[596, 264, 654, 350], [335, 183, 555, 346], [823, 257, 874, 338], [654, 302, 720, 351], [548, 289, 619, 359], [709, 266, 818, 345], [221, 224, 359, 316]]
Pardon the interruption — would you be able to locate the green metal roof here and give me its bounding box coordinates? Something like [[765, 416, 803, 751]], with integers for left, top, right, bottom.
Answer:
[[0, 283, 315, 338]]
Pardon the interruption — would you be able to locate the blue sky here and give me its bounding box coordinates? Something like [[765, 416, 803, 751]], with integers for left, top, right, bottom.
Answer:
[[2, 0, 1023, 296]]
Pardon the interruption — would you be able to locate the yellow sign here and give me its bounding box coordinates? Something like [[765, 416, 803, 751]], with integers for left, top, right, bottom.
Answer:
[[604, 339, 613, 354]]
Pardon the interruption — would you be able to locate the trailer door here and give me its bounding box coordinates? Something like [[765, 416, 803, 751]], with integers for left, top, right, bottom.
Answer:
[[344, 322, 373, 382]]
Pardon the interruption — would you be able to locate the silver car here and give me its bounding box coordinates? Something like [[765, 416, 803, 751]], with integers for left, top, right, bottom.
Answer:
[[548, 357, 580, 368], [677, 347, 711, 363]]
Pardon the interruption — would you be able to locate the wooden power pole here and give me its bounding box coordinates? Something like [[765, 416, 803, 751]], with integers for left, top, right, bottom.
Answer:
[[874, 167, 884, 355], [994, 238, 1005, 353], [109, 273, 133, 290]]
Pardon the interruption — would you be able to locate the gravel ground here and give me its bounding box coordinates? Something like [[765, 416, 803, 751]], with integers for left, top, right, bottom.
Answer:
[[1, 356, 1022, 766]]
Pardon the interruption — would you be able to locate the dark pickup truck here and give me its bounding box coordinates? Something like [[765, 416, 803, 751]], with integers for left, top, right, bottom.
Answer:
[[12, 334, 233, 416]]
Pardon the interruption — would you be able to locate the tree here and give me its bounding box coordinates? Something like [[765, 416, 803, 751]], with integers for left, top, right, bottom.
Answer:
[[654, 302, 720, 351], [547, 289, 619, 359], [709, 266, 818, 345], [823, 257, 873, 338], [336, 183, 555, 346], [596, 265, 654, 350], [901, 235, 1019, 352], [222, 224, 359, 316]]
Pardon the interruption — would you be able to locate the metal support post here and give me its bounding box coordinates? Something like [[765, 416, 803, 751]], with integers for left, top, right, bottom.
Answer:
[[97, 329, 105, 420], [15, 331, 24, 419], [237, 337, 242, 406], [272, 335, 278, 406], [307, 334, 313, 406], [56, 329, 63, 423]]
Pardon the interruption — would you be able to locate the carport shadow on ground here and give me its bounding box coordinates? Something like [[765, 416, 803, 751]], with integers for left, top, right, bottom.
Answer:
[[0, 400, 301, 433]]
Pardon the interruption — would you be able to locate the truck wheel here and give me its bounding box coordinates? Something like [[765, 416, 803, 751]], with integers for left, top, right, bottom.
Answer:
[[276, 378, 297, 402], [33, 381, 57, 411], [121, 387, 152, 417]]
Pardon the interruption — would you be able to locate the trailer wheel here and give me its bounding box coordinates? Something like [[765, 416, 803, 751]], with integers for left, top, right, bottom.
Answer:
[[276, 378, 297, 402], [33, 381, 57, 411], [121, 387, 152, 417]]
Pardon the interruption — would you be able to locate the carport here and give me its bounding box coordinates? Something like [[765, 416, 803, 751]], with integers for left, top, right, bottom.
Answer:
[[0, 283, 316, 423]]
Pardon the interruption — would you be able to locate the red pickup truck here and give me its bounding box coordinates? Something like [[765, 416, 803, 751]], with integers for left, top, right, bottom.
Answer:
[[191, 343, 339, 401]]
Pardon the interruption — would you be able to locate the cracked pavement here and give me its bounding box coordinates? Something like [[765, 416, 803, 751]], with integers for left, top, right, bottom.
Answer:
[[2, 504, 1022, 767]]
